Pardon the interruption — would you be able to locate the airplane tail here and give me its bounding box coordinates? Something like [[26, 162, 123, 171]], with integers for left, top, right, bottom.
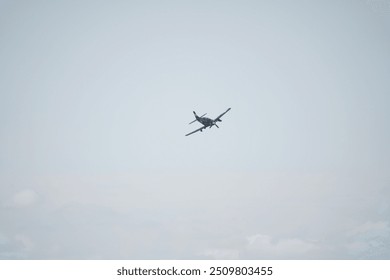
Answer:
[[189, 111, 206, 124], [189, 112, 199, 124]]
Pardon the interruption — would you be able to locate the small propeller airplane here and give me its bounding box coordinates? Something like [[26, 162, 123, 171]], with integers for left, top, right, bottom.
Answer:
[[185, 108, 231, 136]]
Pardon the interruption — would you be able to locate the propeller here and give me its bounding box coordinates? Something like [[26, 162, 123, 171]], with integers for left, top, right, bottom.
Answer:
[[210, 121, 219, 128]]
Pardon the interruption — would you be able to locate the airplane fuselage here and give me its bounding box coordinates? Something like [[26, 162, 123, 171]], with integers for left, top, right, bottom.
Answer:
[[196, 116, 214, 127]]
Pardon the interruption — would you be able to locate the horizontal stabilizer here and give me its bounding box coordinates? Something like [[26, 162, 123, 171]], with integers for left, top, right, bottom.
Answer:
[[189, 112, 206, 124]]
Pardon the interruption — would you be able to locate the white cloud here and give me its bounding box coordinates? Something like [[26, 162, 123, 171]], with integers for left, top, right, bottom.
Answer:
[[200, 234, 320, 260], [14, 234, 34, 252], [202, 249, 240, 259], [5, 190, 39, 208], [348, 221, 390, 237], [245, 234, 319, 259], [0, 232, 34, 259], [345, 221, 390, 259]]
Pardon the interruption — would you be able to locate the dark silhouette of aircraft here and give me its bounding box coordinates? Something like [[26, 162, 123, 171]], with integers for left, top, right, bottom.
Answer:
[[185, 108, 231, 136]]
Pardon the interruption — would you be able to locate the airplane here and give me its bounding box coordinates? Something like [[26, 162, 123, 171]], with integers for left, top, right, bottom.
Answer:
[[185, 108, 231, 136]]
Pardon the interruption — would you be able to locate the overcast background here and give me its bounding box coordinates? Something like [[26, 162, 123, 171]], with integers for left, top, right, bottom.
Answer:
[[1, 0, 390, 259]]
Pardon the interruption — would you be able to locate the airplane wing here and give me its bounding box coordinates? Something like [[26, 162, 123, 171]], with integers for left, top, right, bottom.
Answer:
[[213, 107, 231, 122], [185, 125, 207, 136]]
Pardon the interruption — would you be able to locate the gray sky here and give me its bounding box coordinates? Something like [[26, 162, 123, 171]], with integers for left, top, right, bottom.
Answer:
[[1, 0, 390, 259]]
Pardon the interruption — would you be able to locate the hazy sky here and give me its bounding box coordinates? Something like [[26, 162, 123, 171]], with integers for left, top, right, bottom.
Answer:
[[1, 0, 390, 259]]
